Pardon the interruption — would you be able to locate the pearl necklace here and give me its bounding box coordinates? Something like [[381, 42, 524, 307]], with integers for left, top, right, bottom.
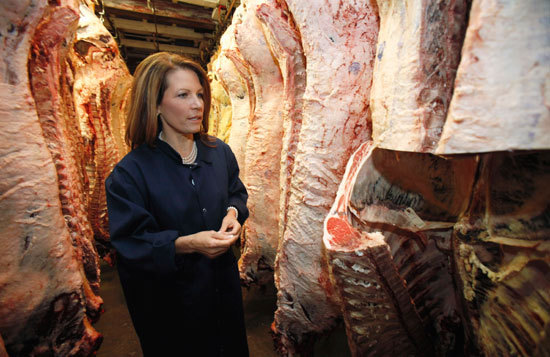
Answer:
[[181, 141, 197, 164], [159, 131, 197, 164]]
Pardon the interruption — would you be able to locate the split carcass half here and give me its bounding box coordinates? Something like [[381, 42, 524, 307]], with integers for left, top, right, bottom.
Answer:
[[324, 142, 478, 356], [222, 5, 256, 176], [208, 52, 233, 142], [218, 21, 253, 178], [454, 151, 550, 356], [370, 0, 470, 152], [436, 0, 550, 153], [272, 0, 379, 353], [68, 4, 132, 261], [255, 0, 305, 247], [0, 0, 103, 354], [233, 0, 285, 286]]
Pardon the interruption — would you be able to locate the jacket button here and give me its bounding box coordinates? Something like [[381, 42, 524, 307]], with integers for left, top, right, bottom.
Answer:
[[202, 208, 207, 214]]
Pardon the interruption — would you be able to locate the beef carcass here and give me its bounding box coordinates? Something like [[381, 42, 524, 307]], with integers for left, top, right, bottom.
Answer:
[[29, 1, 102, 302], [349, 147, 476, 231], [68, 4, 131, 260], [217, 19, 254, 177], [233, 0, 285, 285], [436, 0, 550, 153], [272, 0, 379, 352], [108, 75, 132, 160], [25, 0, 104, 299], [255, 0, 306, 246], [0, 0, 102, 354], [208, 54, 233, 142], [454, 151, 550, 356], [324, 142, 478, 355], [216, 51, 249, 171], [370, 0, 470, 152], [0, 335, 6, 357]]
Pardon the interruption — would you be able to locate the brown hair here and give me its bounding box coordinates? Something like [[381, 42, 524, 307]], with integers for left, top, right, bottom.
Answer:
[[125, 52, 215, 149]]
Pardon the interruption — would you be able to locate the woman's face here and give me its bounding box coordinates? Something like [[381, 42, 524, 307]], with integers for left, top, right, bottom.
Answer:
[[157, 68, 204, 137]]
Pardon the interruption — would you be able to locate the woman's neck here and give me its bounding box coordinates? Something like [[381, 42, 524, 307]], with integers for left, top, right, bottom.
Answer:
[[161, 130, 195, 158]]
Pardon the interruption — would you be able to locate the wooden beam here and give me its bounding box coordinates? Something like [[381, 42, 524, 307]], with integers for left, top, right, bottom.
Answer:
[[174, 0, 223, 9], [103, 0, 215, 30], [224, 0, 237, 22], [110, 18, 213, 41], [120, 38, 201, 55]]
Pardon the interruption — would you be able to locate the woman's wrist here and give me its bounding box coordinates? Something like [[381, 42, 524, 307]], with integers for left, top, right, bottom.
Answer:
[[226, 206, 238, 219], [175, 234, 195, 254]]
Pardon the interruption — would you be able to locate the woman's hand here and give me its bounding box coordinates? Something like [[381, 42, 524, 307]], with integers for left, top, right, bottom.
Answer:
[[219, 210, 241, 236], [175, 230, 239, 259], [175, 210, 241, 259]]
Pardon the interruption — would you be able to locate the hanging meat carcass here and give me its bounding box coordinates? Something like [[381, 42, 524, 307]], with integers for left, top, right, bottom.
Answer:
[[321, 0, 550, 353], [324, 142, 478, 355], [453, 151, 550, 356], [233, 0, 285, 286], [206, 0, 549, 354], [436, 0, 550, 153], [208, 52, 233, 142], [1, 1, 129, 354], [254, 0, 305, 255], [271, 0, 379, 353], [217, 19, 254, 178], [0, 336, 6, 357], [324, 146, 550, 356], [0, 0, 103, 354], [369, 0, 470, 152], [220, 5, 257, 176], [68, 4, 132, 261], [29, 2, 102, 297]]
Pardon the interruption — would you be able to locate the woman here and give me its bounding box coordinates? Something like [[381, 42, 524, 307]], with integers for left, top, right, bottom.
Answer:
[[105, 52, 249, 356]]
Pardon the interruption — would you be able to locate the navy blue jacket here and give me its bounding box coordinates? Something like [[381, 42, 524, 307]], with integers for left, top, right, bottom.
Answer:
[[105, 136, 249, 356]]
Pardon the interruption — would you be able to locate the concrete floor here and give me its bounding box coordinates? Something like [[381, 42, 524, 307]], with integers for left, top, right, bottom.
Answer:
[[93, 261, 350, 356]]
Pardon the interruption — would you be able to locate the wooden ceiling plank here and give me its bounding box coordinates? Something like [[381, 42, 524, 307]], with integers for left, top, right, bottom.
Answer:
[[174, 0, 221, 9], [120, 38, 201, 55], [111, 17, 213, 40], [102, 0, 215, 29], [103, 9, 215, 30]]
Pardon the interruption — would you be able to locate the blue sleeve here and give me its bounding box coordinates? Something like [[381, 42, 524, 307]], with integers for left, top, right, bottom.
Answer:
[[224, 145, 249, 226], [105, 165, 179, 274]]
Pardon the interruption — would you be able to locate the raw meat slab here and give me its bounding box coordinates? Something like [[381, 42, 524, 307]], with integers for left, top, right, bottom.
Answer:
[[436, 0, 550, 153], [255, 0, 306, 245], [0, 1, 102, 354], [216, 22, 251, 174], [68, 4, 132, 260], [324, 142, 476, 355], [234, 0, 284, 285], [272, 0, 379, 352], [454, 150, 550, 356], [370, 0, 469, 152]]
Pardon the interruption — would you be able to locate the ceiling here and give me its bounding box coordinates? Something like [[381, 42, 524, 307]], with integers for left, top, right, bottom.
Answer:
[[94, 0, 239, 72]]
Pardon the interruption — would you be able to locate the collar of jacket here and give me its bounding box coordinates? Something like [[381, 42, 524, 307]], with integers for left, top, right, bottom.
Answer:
[[154, 135, 214, 165]]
